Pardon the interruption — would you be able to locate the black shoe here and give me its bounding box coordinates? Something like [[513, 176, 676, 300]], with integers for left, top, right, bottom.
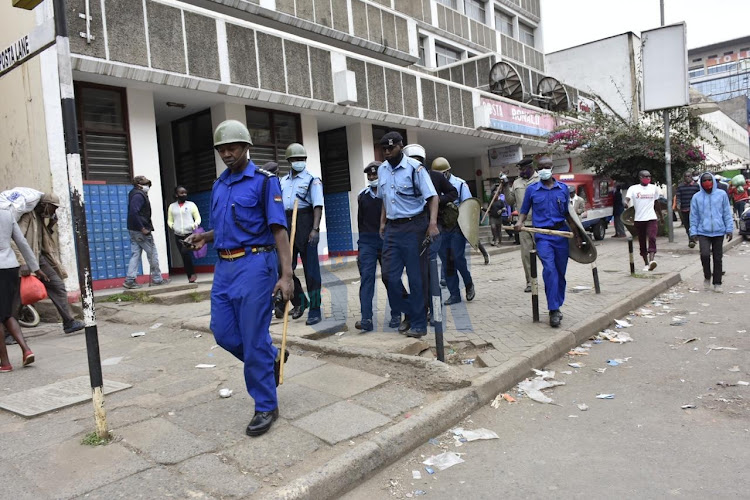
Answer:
[[398, 318, 411, 333], [466, 284, 475, 301], [549, 310, 562, 328], [359, 319, 373, 332], [406, 328, 427, 338], [246, 408, 279, 437], [274, 305, 284, 319], [291, 304, 305, 320], [388, 316, 401, 329], [440, 279, 446, 288], [524, 284, 532, 293], [355, 320, 362, 330], [63, 320, 85, 334], [444, 295, 461, 305], [305, 311, 322, 326], [483, 255, 490, 265], [274, 350, 289, 387]]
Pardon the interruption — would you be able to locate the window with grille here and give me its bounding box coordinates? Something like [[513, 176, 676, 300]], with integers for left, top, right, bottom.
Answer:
[[245, 107, 302, 177], [435, 0, 457, 9], [495, 10, 513, 37], [172, 110, 216, 193], [436, 43, 461, 67], [75, 83, 132, 184], [519, 22, 535, 47], [465, 0, 485, 23]]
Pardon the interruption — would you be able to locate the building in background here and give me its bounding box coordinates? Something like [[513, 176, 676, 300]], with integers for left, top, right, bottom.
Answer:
[[2, 0, 595, 290]]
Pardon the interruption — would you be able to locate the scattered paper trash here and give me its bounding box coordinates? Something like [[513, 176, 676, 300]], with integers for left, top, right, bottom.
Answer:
[[681, 404, 696, 409], [502, 393, 516, 403], [532, 369, 556, 378], [412, 470, 421, 480], [577, 403, 589, 411], [706, 345, 739, 355], [598, 329, 633, 343], [491, 393, 516, 408], [210, 345, 220, 350], [423, 452, 465, 471], [700, 321, 720, 325], [568, 362, 584, 369], [738, 381, 750, 386], [596, 394, 615, 399], [728, 366, 740, 372], [194, 334, 202, 338], [130, 331, 146, 338], [150, 323, 162, 329], [738, 330, 747, 334], [335, 331, 346, 336], [428, 438, 440, 446], [728, 291, 746, 294], [606, 359, 620, 366], [102, 356, 123, 366], [219, 388, 232, 398], [595, 368, 607, 374], [561, 370, 573, 375], [424, 466, 435, 475], [195, 364, 216, 369], [462, 358, 475, 365], [614, 319, 632, 328], [414, 491, 427, 497], [451, 428, 500, 441], [517, 372, 565, 404]]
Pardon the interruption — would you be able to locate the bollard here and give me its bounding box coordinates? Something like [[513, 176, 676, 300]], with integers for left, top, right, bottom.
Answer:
[[627, 237, 635, 275], [591, 261, 601, 294], [429, 258, 445, 362], [530, 249, 539, 322]]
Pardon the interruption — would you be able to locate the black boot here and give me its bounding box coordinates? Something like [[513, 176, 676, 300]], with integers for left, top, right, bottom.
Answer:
[[246, 408, 279, 437]]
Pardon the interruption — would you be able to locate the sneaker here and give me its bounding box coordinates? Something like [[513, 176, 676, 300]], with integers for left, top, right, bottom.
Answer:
[[648, 261, 657, 271], [703, 279, 711, 291], [388, 316, 401, 329], [123, 281, 142, 289], [524, 284, 532, 293], [713, 284, 723, 293], [358, 319, 373, 332], [150, 278, 171, 287], [63, 320, 85, 334]]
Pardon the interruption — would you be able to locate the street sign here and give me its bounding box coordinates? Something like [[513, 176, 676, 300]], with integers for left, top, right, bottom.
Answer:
[[0, 17, 55, 78]]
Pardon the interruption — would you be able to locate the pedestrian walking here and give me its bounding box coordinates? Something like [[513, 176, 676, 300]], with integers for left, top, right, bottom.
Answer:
[[1, 208, 48, 372], [505, 157, 541, 292], [167, 186, 201, 283], [625, 170, 661, 271], [569, 185, 586, 217], [690, 172, 734, 293], [13, 193, 84, 334], [280, 143, 324, 326], [124, 176, 169, 288], [611, 182, 627, 238], [673, 172, 700, 248], [432, 157, 476, 305], [378, 132, 439, 338], [355, 162, 407, 332], [515, 164, 583, 328], [488, 181, 507, 245], [728, 174, 749, 217], [185, 120, 293, 437]]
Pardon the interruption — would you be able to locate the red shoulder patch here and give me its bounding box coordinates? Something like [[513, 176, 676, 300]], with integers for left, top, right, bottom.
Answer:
[[273, 195, 282, 203]]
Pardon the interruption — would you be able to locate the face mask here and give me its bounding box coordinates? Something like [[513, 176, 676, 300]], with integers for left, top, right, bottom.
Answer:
[[291, 161, 306, 172], [367, 179, 378, 187], [538, 169, 552, 181], [701, 180, 713, 191], [640, 178, 651, 186], [177, 195, 187, 202], [141, 185, 151, 193], [692, 176, 699, 182]]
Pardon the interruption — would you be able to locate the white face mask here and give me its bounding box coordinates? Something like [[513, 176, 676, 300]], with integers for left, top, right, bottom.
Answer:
[[368, 178, 378, 187], [291, 161, 306, 172], [538, 169, 553, 181], [141, 185, 151, 193]]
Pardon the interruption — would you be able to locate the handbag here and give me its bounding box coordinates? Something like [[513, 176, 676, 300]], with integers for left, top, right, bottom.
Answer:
[[191, 227, 208, 259], [20, 275, 48, 305]]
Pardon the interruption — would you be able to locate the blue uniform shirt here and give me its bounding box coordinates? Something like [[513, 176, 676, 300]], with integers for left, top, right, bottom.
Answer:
[[520, 180, 569, 228], [377, 155, 437, 219], [280, 169, 324, 210], [211, 162, 287, 249], [448, 175, 471, 204]]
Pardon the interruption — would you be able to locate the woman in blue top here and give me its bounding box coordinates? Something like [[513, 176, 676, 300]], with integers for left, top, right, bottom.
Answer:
[[689, 172, 734, 293]]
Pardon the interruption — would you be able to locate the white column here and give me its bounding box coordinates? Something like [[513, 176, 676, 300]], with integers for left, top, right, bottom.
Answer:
[[127, 88, 169, 279], [346, 122, 374, 247], [210, 102, 247, 176], [300, 114, 328, 255], [424, 35, 437, 69]]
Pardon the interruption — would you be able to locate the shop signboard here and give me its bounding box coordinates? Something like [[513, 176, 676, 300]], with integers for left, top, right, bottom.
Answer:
[[479, 96, 558, 137]]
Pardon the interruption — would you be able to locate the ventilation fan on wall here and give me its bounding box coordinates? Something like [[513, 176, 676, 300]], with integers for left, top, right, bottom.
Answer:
[[535, 77, 570, 112], [488, 62, 524, 102]]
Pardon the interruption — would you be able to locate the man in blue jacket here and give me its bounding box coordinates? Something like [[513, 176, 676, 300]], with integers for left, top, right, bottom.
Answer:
[[690, 172, 734, 293], [124, 176, 169, 288]]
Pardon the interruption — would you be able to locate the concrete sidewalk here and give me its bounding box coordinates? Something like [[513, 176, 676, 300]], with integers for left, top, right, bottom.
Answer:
[[1, 229, 744, 499]]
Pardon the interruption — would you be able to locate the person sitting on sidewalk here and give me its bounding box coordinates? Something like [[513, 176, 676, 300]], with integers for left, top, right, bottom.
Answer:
[[13, 193, 84, 335], [690, 172, 734, 293]]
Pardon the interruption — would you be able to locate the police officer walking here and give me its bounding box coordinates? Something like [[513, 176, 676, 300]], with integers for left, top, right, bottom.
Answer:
[[505, 158, 541, 293], [515, 161, 582, 328], [431, 157, 476, 305], [356, 162, 407, 332], [186, 120, 293, 437], [280, 144, 324, 326], [378, 132, 439, 337]]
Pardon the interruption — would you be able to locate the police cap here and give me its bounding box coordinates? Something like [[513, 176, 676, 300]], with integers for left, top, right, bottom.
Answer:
[[364, 161, 380, 175], [262, 161, 279, 175], [379, 131, 403, 147], [517, 158, 533, 168]]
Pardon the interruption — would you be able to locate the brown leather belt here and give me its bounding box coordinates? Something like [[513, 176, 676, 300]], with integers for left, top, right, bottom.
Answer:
[[217, 245, 275, 261]]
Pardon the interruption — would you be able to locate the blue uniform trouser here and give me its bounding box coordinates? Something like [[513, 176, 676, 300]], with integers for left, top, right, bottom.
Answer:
[[210, 251, 278, 412], [382, 215, 429, 330], [358, 235, 404, 322], [440, 227, 473, 298], [534, 233, 569, 312]]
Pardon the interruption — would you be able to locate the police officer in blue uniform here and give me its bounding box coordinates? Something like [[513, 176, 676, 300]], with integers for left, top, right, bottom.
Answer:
[[377, 132, 439, 337], [355, 162, 408, 332], [186, 120, 293, 437], [280, 143, 324, 326], [432, 157, 476, 305], [515, 158, 582, 328]]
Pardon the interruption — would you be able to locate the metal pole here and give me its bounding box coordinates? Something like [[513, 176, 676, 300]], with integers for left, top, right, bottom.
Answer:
[[591, 261, 601, 294], [429, 258, 444, 362], [530, 249, 539, 322], [661, 0, 675, 242], [628, 237, 636, 275], [53, 0, 108, 439]]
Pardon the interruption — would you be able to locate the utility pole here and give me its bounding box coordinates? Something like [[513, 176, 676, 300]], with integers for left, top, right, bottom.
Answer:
[[661, 0, 675, 242], [52, 0, 108, 439]]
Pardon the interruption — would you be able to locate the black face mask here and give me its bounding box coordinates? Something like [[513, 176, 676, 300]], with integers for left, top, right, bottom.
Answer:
[[176, 195, 187, 202]]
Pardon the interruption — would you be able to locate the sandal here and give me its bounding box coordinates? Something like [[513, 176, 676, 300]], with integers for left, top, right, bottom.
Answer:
[[0, 364, 12, 373], [22, 351, 34, 367]]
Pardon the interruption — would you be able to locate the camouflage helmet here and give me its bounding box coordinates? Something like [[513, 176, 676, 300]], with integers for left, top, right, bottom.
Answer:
[[213, 120, 252, 147], [285, 143, 307, 160], [431, 157, 451, 172]]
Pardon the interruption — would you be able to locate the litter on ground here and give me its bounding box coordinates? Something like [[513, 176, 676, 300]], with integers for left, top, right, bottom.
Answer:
[[195, 364, 216, 369], [596, 394, 615, 399], [597, 329, 633, 343], [614, 319, 632, 328], [577, 403, 589, 411], [517, 372, 565, 404], [130, 331, 146, 338], [450, 428, 500, 441], [422, 452, 465, 471]]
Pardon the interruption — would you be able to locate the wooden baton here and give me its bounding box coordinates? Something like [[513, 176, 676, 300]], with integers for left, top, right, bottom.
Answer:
[[278, 199, 298, 385]]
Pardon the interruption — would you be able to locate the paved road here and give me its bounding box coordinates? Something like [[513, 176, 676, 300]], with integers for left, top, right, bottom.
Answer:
[[347, 242, 750, 499]]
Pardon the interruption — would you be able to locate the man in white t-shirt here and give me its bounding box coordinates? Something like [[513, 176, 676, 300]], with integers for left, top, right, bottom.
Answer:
[[625, 170, 661, 271]]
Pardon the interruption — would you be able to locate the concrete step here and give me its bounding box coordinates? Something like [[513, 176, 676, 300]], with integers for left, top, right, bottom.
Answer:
[[149, 284, 212, 305]]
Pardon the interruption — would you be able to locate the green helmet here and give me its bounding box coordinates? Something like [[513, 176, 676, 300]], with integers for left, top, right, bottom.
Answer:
[[213, 120, 252, 147], [285, 143, 307, 160], [431, 157, 451, 172]]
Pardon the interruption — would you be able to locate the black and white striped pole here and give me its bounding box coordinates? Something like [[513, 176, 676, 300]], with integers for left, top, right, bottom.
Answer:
[[530, 249, 539, 322], [53, 0, 108, 439]]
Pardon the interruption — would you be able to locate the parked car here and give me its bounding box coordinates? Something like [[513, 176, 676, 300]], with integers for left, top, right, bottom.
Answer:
[[554, 173, 614, 240]]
